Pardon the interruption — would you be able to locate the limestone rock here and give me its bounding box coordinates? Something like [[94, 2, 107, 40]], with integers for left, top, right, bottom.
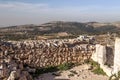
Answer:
[[7, 71, 17, 80]]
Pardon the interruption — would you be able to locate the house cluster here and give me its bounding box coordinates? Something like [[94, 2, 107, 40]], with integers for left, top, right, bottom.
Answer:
[[77, 35, 95, 43]]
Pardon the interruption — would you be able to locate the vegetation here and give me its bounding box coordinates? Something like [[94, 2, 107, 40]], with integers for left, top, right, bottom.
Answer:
[[31, 60, 106, 78], [2, 34, 34, 41], [30, 62, 75, 78], [92, 66, 106, 75], [57, 63, 74, 71], [30, 66, 58, 78], [1, 21, 120, 40], [88, 59, 99, 67], [109, 71, 120, 80], [87, 59, 106, 75]]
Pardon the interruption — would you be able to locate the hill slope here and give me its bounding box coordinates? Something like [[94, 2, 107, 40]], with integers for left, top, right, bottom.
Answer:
[[0, 21, 120, 40]]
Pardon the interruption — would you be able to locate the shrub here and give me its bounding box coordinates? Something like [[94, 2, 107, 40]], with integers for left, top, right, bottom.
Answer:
[[88, 59, 99, 67], [109, 71, 120, 80], [31, 63, 74, 78], [88, 59, 106, 75], [31, 66, 58, 78], [57, 63, 74, 71], [92, 66, 106, 75]]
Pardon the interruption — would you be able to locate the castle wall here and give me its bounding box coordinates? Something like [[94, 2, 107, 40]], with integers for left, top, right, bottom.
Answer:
[[91, 44, 113, 76], [114, 38, 120, 73], [91, 44, 106, 65]]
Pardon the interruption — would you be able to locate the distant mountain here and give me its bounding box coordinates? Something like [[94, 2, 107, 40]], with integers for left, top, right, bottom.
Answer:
[[0, 21, 120, 36]]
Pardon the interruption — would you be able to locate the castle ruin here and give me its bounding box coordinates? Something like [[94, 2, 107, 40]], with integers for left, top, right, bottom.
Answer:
[[92, 37, 120, 76]]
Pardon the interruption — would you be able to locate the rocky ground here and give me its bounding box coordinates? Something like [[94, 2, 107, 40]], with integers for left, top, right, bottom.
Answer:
[[34, 64, 109, 80]]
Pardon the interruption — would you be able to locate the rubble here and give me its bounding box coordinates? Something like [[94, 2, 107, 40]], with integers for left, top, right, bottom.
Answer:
[[0, 42, 33, 80]]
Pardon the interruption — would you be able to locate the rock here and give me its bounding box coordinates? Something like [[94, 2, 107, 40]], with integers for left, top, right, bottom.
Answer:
[[18, 75, 27, 80], [83, 64, 91, 70], [26, 67, 36, 73], [7, 71, 17, 80], [0, 70, 3, 78], [22, 71, 33, 80], [15, 69, 21, 79], [74, 74, 78, 77], [19, 63, 24, 70]]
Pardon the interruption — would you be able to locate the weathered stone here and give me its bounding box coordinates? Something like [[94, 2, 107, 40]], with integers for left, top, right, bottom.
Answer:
[[114, 38, 120, 74], [91, 44, 106, 65], [7, 71, 17, 80], [26, 67, 36, 73], [18, 75, 27, 80]]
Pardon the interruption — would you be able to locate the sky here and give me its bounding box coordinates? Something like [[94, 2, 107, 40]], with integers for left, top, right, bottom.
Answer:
[[0, 0, 120, 26]]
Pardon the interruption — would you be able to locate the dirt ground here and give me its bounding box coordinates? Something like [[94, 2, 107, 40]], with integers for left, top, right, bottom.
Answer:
[[34, 64, 109, 80]]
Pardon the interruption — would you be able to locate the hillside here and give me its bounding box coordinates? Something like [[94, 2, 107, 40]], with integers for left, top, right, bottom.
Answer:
[[0, 21, 120, 40]]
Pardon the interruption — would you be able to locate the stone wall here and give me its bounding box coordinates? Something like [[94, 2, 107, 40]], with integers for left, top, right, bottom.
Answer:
[[114, 38, 120, 74], [91, 38, 120, 76], [91, 44, 114, 76], [91, 44, 106, 65], [0, 42, 33, 80], [0, 39, 95, 79], [0, 39, 95, 68], [106, 46, 114, 66]]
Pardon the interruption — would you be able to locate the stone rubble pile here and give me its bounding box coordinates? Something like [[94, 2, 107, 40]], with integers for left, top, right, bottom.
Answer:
[[0, 42, 33, 80]]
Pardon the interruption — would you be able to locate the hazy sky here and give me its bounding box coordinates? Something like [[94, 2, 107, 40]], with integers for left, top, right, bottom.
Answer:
[[0, 0, 120, 26]]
